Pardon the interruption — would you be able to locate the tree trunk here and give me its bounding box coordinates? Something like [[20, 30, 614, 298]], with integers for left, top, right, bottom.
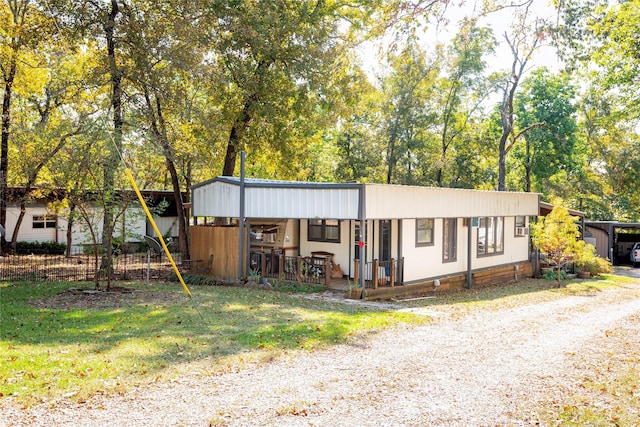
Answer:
[[65, 202, 76, 257], [222, 60, 269, 177], [524, 136, 532, 192], [0, 54, 17, 252], [386, 118, 400, 185], [142, 88, 190, 259], [222, 94, 255, 177], [498, 131, 509, 191], [102, 0, 124, 291], [160, 128, 189, 259]]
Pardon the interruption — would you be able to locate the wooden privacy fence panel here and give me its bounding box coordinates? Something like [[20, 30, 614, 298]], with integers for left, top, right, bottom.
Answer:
[[189, 225, 241, 279]]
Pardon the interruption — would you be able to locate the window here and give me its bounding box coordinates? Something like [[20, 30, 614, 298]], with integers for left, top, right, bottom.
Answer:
[[443, 218, 457, 262], [33, 215, 56, 229], [354, 222, 362, 260], [478, 216, 504, 256], [416, 218, 434, 246], [515, 215, 528, 237], [380, 220, 391, 261], [308, 219, 340, 243]]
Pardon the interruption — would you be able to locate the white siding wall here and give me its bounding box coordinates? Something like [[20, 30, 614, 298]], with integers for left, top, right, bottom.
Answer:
[[192, 181, 361, 219], [6, 203, 149, 252], [299, 220, 351, 271], [401, 217, 531, 283], [147, 217, 179, 238], [192, 181, 240, 218], [5, 205, 57, 243], [365, 184, 539, 219], [247, 187, 359, 219], [401, 218, 468, 281]]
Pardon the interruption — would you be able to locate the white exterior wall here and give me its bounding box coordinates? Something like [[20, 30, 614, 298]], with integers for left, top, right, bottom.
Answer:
[[247, 187, 359, 219], [148, 217, 179, 238], [401, 217, 531, 283], [5, 205, 58, 243], [191, 180, 360, 219], [6, 203, 148, 251], [365, 184, 539, 219], [299, 220, 351, 271], [401, 218, 468, 281], [192, 181, 239, 218]]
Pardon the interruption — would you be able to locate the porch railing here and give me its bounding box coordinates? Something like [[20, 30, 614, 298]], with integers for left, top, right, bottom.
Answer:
[[249, 252, 329, 286], [353, 258, 404, 289]]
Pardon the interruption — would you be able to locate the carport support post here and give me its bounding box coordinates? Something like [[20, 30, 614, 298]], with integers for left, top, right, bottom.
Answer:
[[467, 217, 473, 289], [238, 151, 246, 279], [359, 184, 366, 297]]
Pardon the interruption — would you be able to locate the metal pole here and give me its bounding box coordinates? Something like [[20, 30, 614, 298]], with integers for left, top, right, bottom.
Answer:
[[359, 184, 366, 298], [238, 152, 246, 279], [146, 250, 150, 285], [467, 218, 473, 289]]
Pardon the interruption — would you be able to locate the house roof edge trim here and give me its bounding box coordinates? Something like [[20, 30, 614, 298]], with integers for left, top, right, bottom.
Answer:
[[191, 177, 540, 220]]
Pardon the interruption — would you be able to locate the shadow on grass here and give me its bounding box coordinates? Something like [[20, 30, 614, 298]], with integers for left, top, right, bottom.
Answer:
[[397, 274, 636, 309], [0, 280, 422, 402]]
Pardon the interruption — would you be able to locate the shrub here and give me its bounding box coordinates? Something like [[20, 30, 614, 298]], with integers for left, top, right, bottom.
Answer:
[[543, 268, 569, 281], [15, 241, 66, 255], [573, 240, 612, 276]]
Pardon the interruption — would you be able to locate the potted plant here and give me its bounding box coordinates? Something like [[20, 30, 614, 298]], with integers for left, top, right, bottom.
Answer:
[[347, 280, 362, 299], [573, 240, 611, 278]]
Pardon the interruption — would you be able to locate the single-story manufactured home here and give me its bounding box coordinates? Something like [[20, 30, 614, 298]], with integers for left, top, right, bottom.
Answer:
[[3, 187, 182, 253], [190, 177, 541, 297]]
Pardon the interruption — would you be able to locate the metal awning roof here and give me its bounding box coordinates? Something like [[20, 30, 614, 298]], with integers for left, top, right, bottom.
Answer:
[[191, 177, 541, 220]]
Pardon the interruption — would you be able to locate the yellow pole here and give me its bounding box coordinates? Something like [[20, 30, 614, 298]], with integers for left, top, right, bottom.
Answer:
[[125, 168, 192, 298]]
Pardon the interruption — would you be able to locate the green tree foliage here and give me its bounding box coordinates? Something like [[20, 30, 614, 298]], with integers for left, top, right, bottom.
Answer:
[[208, 0, 368, 177], [553, 0, 640, 220], [560, 0, 640, 116], [432, 19, 496, 187], [0, 0, 55, 249], [512, 68, 581, 194], [531, 206, 580, 287], [378, 37, 439, 185]]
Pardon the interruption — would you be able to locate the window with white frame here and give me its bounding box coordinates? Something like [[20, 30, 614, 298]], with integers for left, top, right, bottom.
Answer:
[[478, 216, 504, 256], [33, 215, 56, 229]]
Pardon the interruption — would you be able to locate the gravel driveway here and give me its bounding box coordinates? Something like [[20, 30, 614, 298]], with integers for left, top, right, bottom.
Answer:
[[3, 273, 640, 427]]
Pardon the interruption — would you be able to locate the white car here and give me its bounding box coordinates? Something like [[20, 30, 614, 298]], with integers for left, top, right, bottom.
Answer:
[[631, 242, 640, 268]]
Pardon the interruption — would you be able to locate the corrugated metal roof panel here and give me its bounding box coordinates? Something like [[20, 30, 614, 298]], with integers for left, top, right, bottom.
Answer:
[[192, 179, 360, 219], [192, 177, 540, 220], [364, 184, 539, 218]]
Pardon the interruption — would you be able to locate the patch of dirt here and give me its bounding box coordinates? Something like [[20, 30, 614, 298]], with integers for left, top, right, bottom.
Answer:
[[29, 287, 185, 310], [5, 280, 640, 426]]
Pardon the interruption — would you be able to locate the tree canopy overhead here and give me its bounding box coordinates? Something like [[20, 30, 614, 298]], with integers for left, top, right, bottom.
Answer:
[[1, 0, 639, 253]]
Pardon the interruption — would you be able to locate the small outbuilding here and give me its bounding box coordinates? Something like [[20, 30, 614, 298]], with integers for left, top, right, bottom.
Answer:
[[584, 221, 640, 265]]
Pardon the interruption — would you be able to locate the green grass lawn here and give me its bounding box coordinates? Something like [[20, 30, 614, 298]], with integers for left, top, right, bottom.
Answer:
[[0, 280, 428, 405], [1, 273, 639, 425]]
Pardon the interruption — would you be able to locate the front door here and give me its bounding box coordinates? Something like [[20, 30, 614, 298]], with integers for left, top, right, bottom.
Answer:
[[379, 220, 391, 261]]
